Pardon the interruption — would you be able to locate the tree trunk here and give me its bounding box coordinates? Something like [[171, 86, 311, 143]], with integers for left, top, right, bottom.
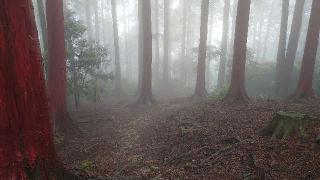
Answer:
[[0, 0, 65, 178], [180, 0, 189, 86], [163, 0, 170, 90], [275, 0, 289, 97], [85, 0, 93, 41], [123, 0, 130, 80], [47, 0, 77, 134], [262, 0, 276, 62], [136, 0, 155, 105], [281, 0, 306, 95], [111, 0, 122, 94], [224, 0, 251, 103], [153, 0, 160, 87], [291, 0, 320, 100], [217, 0, 230, 89], [194, 0, 210, 98], [36, 0, 48, 52], [137, 0, 143, 94], [94, 0, 100, 42]]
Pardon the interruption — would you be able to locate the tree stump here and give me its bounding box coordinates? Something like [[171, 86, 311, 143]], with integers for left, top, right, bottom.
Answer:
[[259, 111, 318, 139]]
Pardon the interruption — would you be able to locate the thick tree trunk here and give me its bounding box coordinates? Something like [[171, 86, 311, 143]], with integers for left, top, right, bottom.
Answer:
[[194, 0, 210, 98], [291, 0, 320, 100], [0, 0, 67, 178], [111, 0, 122, 94], [217, 0, 230, 89], [224, 0, 251, 103], [85, 0, 93, 41], [280, 0, 306, 95], [163, 0, 170, 90], [136, 0, 155, 105], [275, 0, 289, 96], [47, 0, 77, 134]]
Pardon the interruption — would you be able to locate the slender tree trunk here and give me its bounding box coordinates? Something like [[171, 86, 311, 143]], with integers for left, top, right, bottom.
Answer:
[[111, 0, 122, 94], [281, 0, 306, 95], [194, 0, 210, 98], [180, 0, 189, 85], [47, 0, 77, 134], [94, 0, 100, 42], [291, 0, 320, 100], [262, 0, 276, 62], [163, 0, 170, 90], [217, 0, 230, 89], [136, 0, 155, 104], [137, 0, 143, 93], [153, 0, 160, 87], [123, 0, 130, 80], [275, 0, 289, 96], [224, 0, 251, 103], [0, 0, 70, 178], [85, 0, 93, 41]]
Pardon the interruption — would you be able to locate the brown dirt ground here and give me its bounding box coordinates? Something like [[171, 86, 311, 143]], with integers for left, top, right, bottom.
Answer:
[[58, 97, 320, 179]]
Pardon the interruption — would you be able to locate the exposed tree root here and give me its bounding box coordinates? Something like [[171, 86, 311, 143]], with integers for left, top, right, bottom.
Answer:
[[135, 95, 156, 105], [259, 111, 318, 139]]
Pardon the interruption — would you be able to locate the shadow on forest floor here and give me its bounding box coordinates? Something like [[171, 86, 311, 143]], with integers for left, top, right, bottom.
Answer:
[[58, 96, 320, 179]]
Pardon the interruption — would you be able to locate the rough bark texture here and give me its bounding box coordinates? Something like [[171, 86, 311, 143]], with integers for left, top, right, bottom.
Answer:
[[136, 0, 155, 105], [46, 0, 76, 134], [0, 0, 60, 178], [163, 0, 170, 89], [280, 0, 306, 95], [291, 0, 320, 100], [217, 0, 230, 89], [194, 0, 210, 98], [224, 0, 251, 103], [275, 0, 289, 96], [111, 0, 122, 94]]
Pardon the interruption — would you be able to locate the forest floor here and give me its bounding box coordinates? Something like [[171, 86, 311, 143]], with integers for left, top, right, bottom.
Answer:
[[58, 96, 320, 179]]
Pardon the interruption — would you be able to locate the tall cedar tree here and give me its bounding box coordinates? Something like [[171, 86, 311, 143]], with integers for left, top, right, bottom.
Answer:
[[111, 0, 122, 94], [194, 0, 210, 97], [224, 0, 251, 103], [281, 0, 306, 95], [0, 0, 76, 178], [217, 0, 230, 89], [275, 0, 289, 96], [291, 0, 320, 99], [136, 0, 155, 104], [163, 0, 170, 90], [47, 0, 77, 134]]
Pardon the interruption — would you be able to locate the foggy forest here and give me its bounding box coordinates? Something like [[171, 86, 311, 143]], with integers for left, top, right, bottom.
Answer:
[[1, 0, 320, 179]]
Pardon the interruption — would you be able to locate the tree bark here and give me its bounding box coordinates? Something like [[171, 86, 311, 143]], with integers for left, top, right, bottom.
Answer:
[[136, 0, 155, 105], [275, 0, 289, 96], [0, 0, 64, 178], [194, 0, 210, 98], [291, 0, 320, 100], [137, 0, 143, 94], [217, 0, 230, 89], [281, 0, 306, 95], [111, 0, 122, 94], [47, 0, 77, 134], [180, 0, 189, 86], [224, 0, 251, 103], [163, 0, 170, 90]]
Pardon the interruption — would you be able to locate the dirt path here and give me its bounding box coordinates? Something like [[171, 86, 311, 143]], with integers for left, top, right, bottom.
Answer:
[[58, 97, 193, 179]]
